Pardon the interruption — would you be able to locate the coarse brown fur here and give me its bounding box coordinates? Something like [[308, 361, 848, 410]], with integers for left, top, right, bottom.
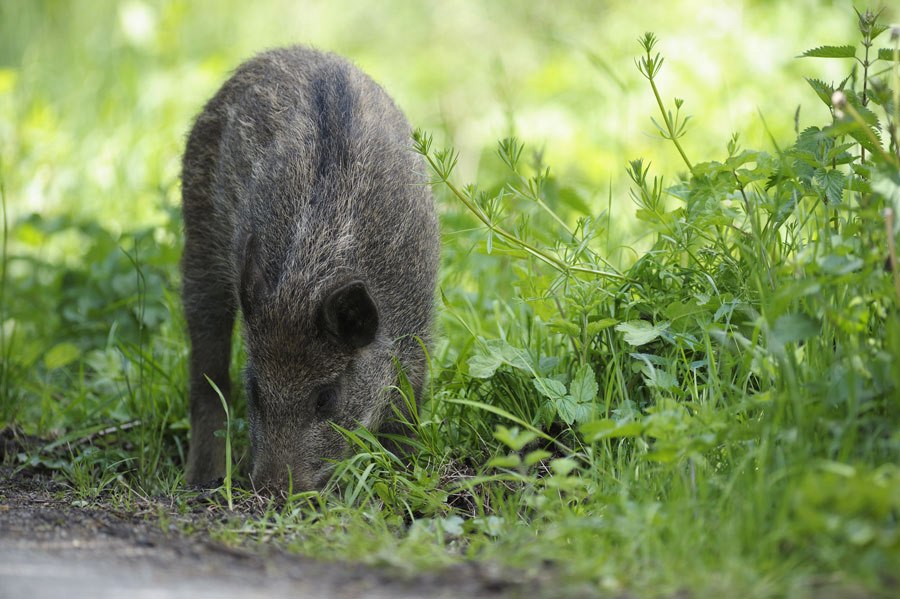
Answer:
[[181, 46, 440, 491]]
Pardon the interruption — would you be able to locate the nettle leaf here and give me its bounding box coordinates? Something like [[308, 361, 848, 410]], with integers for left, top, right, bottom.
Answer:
[[493, 340, 532, 371], [468, 353, 503, 378], [568, 364, 598, 405], [688, 172, 739, 220], [692, 161, 727, 177], [843, 90, 880, 126], [533, 377, 567, 400], [877, 48, 898, 61], [800, 45, 856, 59], [772, 193, 798, 231], [848, 125, 883, 156], [830, 118, 883, 156], [795, 126, 825, 153], [639, 363, 679, 391], [467, 339, 533, 378], [616, 320, 669, 346], [723, 150, 760, 171], [805, 78, 834, 106], [867, 81, 894, 109], [870, 24, 889, 41], [791, 150, 822, 172], [555, 394, 593, 426], [825, 142, 856, 164], [814, 169, 846, 204]]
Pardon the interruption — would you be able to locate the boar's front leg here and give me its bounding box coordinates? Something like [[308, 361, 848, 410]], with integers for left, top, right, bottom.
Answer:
[[182, 238, 236, 487]]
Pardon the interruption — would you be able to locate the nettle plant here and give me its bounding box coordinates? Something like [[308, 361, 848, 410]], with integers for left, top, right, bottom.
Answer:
[[413, 9, 900, 470]]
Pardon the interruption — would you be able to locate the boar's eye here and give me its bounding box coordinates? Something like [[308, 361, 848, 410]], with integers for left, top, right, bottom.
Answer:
[[314, 385, 339, 419], [319, 280, 379, 349]]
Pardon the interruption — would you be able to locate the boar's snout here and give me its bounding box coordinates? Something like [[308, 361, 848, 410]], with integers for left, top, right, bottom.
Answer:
[[250, 460, 330, 495]]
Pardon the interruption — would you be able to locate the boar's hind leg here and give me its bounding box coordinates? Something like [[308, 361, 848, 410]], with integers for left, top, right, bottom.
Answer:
[[182, 233, 236, 487]]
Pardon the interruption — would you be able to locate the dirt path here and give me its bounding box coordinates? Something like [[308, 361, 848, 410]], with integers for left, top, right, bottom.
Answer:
[[0, 469, 525, 599]]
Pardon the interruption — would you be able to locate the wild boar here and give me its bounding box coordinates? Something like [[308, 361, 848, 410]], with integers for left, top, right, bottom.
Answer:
[[180, 46, 439, 491]]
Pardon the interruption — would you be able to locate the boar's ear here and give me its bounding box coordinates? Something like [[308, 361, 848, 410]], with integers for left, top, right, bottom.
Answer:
[[319, 281, 379, 349], [239, 234, 268, 319]]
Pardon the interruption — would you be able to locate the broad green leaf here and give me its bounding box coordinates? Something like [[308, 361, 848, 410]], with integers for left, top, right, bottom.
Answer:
[[819, 460, 857, 477], [468, 353, 502, 378], [44, 342, 80, 369], [645, 447, 680, 463], [436, 516, 465, 537], [870, 24, 889, 41], [524, 449, 552, 466], [493, 426, 537, 451], [640, 363, 679, 391], [799, 45, 856, 58], [550, 457, 578, 476], [492, 340, 532, 372], [533, 377, 567, 400], [467, 339, 533, 377], [586, 318, 617, 335], [723, 150, 760, 171], [572, 397, 594, 425], [616, 320, 668, 346], [568, 364, 598, 404], [843, 89, 880, 125], [581, 419, 645, 440], [825, 142, 856, 163], [847, 125, 883, 156], [555, 394, 591, 425], [814, 168, 845, 204], [846, 521, 876, 546], [866, 81, 894, 108], [818, 254, 864, 275], [805, 78, 833, 106], [630, 352, 669, 366], [771, 313, 821, 346], [663, 299, 709, 332], [877, 48, 899, 61], [488, 454, 522, 469], [548, 319, 580, 336]]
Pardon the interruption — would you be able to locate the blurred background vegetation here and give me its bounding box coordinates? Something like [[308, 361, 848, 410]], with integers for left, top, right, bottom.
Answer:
[[2, 0, 861, 227]]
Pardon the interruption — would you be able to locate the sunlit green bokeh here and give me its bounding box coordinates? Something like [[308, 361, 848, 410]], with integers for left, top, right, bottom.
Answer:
[[2, 0, 870, 243]]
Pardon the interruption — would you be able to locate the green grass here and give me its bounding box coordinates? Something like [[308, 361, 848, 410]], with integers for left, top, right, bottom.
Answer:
[[3, 2, 900, 597]]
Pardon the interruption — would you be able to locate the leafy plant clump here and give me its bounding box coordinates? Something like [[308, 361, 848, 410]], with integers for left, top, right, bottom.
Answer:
[[391, 9, 898, 593]]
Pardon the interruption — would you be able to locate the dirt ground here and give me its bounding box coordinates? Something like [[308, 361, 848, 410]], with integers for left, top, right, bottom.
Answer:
[[0, 464, 539, 599]]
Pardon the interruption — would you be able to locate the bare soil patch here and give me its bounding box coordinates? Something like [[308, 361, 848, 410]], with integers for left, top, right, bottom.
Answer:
[[0, 430, 533, 599]]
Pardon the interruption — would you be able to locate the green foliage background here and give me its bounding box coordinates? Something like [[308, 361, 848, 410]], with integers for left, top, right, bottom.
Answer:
[[2, 1, 900, 597]]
